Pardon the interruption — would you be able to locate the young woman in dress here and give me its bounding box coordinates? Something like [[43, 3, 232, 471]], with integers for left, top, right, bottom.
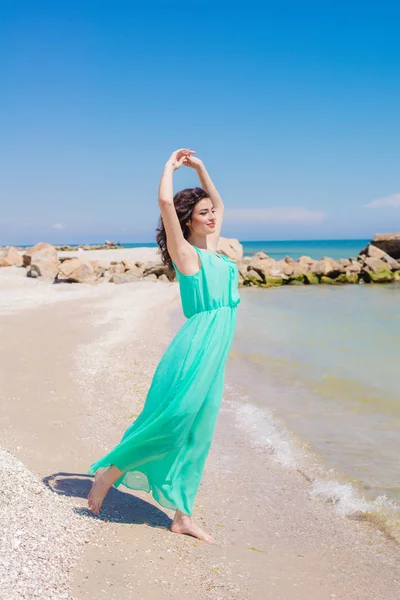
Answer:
[[88, 148, 240, 543]]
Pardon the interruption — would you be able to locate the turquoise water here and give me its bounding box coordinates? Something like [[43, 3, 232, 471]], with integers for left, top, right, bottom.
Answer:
[[226, 284, 400, 509], [122, 239, 369, 261]]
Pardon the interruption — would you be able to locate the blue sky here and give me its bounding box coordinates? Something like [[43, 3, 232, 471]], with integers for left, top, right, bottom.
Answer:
[[1, 1, 399, 245]]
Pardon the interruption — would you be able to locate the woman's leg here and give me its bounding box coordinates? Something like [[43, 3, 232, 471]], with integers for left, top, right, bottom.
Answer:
[[88, 465, 123, 515], [171, 510, 215, 543]]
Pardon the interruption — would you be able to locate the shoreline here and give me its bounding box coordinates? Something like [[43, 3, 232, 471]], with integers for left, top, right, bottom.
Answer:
[[1, 259, 400, 598]]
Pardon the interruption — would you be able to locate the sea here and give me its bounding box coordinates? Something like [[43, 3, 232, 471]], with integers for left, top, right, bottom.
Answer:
[[123, 238, 368, 261], [164, 238, 400, 539]]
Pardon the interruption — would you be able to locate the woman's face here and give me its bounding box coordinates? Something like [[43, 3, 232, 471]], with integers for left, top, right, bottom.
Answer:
[[187, 198, 216, 235]]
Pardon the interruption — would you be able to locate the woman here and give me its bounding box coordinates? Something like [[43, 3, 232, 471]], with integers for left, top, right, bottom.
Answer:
[[88, 148, 240, 543]]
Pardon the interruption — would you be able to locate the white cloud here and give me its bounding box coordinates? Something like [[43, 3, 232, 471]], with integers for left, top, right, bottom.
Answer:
[[52, 223, 64, 229], [225, 207, 325, 223], [365, 193, 400, 209]]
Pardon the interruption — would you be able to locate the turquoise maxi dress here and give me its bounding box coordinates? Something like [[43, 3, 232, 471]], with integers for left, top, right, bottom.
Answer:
[[88, 245, 240, 516]]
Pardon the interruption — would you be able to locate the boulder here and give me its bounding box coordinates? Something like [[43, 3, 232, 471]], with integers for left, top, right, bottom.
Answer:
[[143, 264, 171, 279], [321, 276, 337, 285], [0, 246, 23, 267], [360, 243, 400, 269], [110, 272, 141, 284], [58, 258, 84, 278], [298, 255, 315, 265], [58, 259, 96, 283], [217, 237, 243, 260], [345, 271, 359, 284], [144, 273, 158, 281], [292, 263, 311, 276], [108, 263, 126, 275], [304, 273, 319, 285], [346, 261, 362, 273], [251, 251, 270, 260], [311, 259, 343, 278], [338, 258, 351, 267], [122, 260, 144, 275], [370, 233, 400, 259], [288, 279, 304, 285], [368, 269, 393, 283], [158, 274, 170, 283], [263, 276, 284, 287], [27, 258, 60, 280], [89, 260, 108, 278], [288, 273, 306, 284], [23, 242, 58, 267], [247, 258, 275, 280], [235, 260, 251, 280], [363, 257, 389, 272], [246, 268, 263, 283]]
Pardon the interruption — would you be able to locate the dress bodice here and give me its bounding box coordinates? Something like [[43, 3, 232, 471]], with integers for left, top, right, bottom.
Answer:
[[172, 245, 241, 319]]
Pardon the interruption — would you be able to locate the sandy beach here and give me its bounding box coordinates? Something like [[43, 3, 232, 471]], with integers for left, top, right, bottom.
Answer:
[[1, 253, 400, 600]]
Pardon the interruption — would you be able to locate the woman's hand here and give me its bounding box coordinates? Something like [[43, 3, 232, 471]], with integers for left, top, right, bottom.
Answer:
[[183, 154, 203, 170], [166, 148, 196, 171]]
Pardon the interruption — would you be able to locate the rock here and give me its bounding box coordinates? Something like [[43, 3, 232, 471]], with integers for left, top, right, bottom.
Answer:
[[368, 268, 393, 283], [366, 244, 388, 260], [122, 260, 144, 275], [304, 273, 319, 285], [110, 272, 140, 284], [284, 255, 295, 263], [311, 259, 343, 278], [345, 271, 359, 284], [251, 251, 270, 260], [158, 274, 170, 282], [58, 259, 96, 283], [144, 273, 158, 281], [246, 268, 263, 283], [143, 263, 172, 278], [263, 276, 284, 287], [217, 237, 243, 260], [288, 279, 304, 285], [289, 273, 306, 284], [292, 263, 311, 276], [89, 260, 108, 278], [338, 258, 351, 267], [363, 257, 389, 272], [298, 255, 315, 265], [27, 258, 60, 280], [384, 255, 400, 270], [346, 261, 362, 273], [236, 260, 251, 279], [321, 276, 337, 284], [0, 246, 23, 267], [108, 263, 126, 275], [125, 269, 143, 279], [58, 258, 84, 278], [393, 270, 400, 282], [334, 274, 350, 284], [361, 243, 400, 269], [370, 233, 400, 259], [23, 242, 58, 267], [248, 258, 275, 280]]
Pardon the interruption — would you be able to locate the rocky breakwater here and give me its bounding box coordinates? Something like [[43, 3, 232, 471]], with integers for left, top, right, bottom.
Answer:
[[236, 234, 400, 287], [2, 234, 400, 286], [0, 238, 244, 285]]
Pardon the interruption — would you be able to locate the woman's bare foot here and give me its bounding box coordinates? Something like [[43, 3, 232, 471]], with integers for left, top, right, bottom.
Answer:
[[170, 510, 215, 543], [87, 466, 122, 515]]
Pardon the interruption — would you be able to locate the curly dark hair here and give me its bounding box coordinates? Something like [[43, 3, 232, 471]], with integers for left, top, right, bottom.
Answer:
[[155, 187, 209, 270]]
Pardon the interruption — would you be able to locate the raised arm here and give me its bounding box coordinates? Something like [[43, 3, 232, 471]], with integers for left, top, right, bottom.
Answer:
[[158, 149, 198, 271], [183, 156, 224, 249]]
